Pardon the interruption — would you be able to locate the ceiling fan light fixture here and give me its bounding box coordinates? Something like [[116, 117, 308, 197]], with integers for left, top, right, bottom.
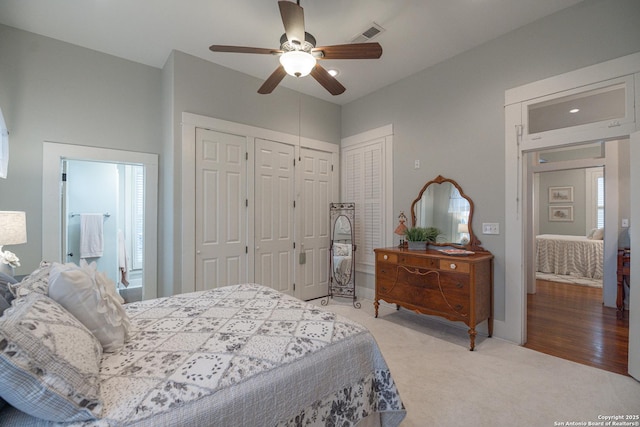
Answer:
[[280, 51, 316, 77]]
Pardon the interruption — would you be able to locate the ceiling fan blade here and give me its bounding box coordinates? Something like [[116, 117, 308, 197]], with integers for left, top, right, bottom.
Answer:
[[312, 43, 383, 60], [210, 45, 281, 55], [310, 65, 346, 96], [278, 1, 305, 45], [258, 66, 288, 94]]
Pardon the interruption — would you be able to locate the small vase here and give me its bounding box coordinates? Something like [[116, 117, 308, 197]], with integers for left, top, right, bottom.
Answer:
[[0, 263, 15, 277], [407, 241, 427, 251]]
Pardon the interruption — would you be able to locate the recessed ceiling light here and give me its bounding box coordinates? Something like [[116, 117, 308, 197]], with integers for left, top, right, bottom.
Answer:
[[569, 108, 580, 113], [327, 69, 339, 77]]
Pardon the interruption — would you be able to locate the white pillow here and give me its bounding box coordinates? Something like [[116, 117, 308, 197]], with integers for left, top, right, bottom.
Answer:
[[48, 260, 130, 353], [0, 292, 102, 421], [588, 228, 605, 240], [333, 243, 351, 256]]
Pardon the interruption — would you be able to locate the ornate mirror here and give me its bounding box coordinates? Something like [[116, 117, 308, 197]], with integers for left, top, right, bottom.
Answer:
[[410, 175, 484, 251], [326, 202, 360, 308]]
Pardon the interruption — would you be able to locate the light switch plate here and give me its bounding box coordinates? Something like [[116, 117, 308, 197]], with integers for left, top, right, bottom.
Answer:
[[482, 223, 499, 235]]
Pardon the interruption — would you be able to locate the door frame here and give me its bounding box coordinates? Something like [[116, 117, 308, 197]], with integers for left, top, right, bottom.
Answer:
[[526, 149, 613, 296], [180, 112, 339, 296], [42, 142, 159, 300], [503, 52, 640, 378]]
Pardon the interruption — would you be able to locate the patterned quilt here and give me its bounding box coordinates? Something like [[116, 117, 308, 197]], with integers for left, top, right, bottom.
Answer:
[[0, 284, 405, 426], [536, 234, 603, 279]]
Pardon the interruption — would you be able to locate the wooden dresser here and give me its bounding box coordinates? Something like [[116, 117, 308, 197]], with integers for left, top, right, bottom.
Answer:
[[374, 247, 493, 350]]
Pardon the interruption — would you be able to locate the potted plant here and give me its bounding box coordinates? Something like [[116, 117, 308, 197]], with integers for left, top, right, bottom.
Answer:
[[404, 226, 440, 250]]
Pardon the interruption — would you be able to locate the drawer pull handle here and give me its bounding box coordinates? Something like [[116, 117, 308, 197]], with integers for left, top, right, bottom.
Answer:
[[455, 304, 463, 311], [450, 263, 457, 270], [456, 283, 463, 289], [383, 255, 388, 260]]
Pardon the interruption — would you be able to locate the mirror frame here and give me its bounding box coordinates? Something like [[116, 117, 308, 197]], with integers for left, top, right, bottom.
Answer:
[[327, 202, 360, 308], [410, 175, 485, 252]]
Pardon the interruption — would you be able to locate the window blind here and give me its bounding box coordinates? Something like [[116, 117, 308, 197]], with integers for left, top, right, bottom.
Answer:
[[596, 176, 604, 229], [343, 141, 383, 269], [131, 166, 145, 270]]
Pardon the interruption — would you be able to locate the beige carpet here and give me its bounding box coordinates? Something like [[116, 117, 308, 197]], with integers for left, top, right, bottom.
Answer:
[[316, 298, 640, 427]]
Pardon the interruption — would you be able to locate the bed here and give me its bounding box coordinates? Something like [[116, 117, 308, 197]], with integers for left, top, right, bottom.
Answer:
[[332, 242, 353, 284], [0, 264, 406, 427], [536, 233, 604, 280]]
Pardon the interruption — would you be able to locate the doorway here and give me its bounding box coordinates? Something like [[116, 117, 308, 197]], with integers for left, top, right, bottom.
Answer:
[[63, 159, 145, 302], [503, 52, 640, 380], [42, 142, 158, 301], [523, 142, 630, 373]]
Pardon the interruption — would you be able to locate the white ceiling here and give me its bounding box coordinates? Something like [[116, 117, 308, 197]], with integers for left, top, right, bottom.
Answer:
[[0, 0, 583, 105]]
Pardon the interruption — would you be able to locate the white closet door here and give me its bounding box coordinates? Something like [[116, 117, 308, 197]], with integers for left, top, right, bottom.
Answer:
[[254, 139, 295, 295], [298, 147, 333, 301], [195, 128, 247, 290]]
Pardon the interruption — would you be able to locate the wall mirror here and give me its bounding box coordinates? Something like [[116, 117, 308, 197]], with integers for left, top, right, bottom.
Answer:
[[410, 175, 484, 251], [326, 202, 360, 308]]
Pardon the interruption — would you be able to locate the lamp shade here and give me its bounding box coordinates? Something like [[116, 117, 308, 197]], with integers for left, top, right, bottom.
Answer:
[[457, 223, 469, 234], [279, 51, 316, 77], [0, 211, 27, 246]]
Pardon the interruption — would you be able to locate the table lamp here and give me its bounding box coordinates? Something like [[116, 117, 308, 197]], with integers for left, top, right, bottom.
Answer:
[[0, 211, 27, 275], [458, 223, 469, 245], [394, 211, 408, 248]]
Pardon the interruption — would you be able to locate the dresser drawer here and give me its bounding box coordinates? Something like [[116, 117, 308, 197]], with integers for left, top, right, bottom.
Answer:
[[378, 268, 470, 316], [439, 259, 470, 273], [376, 263, 398, 283], [398, 254, 439, 269], [376, 252, 398, 263]]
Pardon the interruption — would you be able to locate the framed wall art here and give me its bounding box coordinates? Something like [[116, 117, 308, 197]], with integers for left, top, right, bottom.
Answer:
[[549, 205, 574, 222], [548, 186, 574, 203]]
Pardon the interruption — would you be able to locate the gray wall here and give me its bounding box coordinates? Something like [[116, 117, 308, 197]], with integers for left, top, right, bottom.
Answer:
[[537, 169, 587, 235], [342, 0, 640, 321], [0, 25, 341, 298], [162, 51, 341, 296], [0, 24, 162, 274], [1, 0, 639, 323]]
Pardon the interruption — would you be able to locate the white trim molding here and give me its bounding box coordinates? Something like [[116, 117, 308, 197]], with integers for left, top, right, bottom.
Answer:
[[180, 112, 339, 294], [42, 142, 159, 300], [502, 52, 640, 346]]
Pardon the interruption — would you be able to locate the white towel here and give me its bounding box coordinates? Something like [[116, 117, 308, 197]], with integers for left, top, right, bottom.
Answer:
[[80, 213, 104, 258], [117, 230, 129, 287]]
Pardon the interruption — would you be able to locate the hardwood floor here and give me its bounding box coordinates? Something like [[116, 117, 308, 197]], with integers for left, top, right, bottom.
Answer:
[[524, 280, 629, 376]]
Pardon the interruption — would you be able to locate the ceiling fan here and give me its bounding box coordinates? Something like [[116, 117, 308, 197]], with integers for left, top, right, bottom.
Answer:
[[209, 0, 383, 96]]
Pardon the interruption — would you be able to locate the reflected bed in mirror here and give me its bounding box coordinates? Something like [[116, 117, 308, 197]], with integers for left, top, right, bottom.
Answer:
[[410, 175, 485, 252], [326, 202, 360, 308]]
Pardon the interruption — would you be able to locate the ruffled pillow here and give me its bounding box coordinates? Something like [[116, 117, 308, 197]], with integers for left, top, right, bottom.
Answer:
[[48, 260, 130, 353]]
